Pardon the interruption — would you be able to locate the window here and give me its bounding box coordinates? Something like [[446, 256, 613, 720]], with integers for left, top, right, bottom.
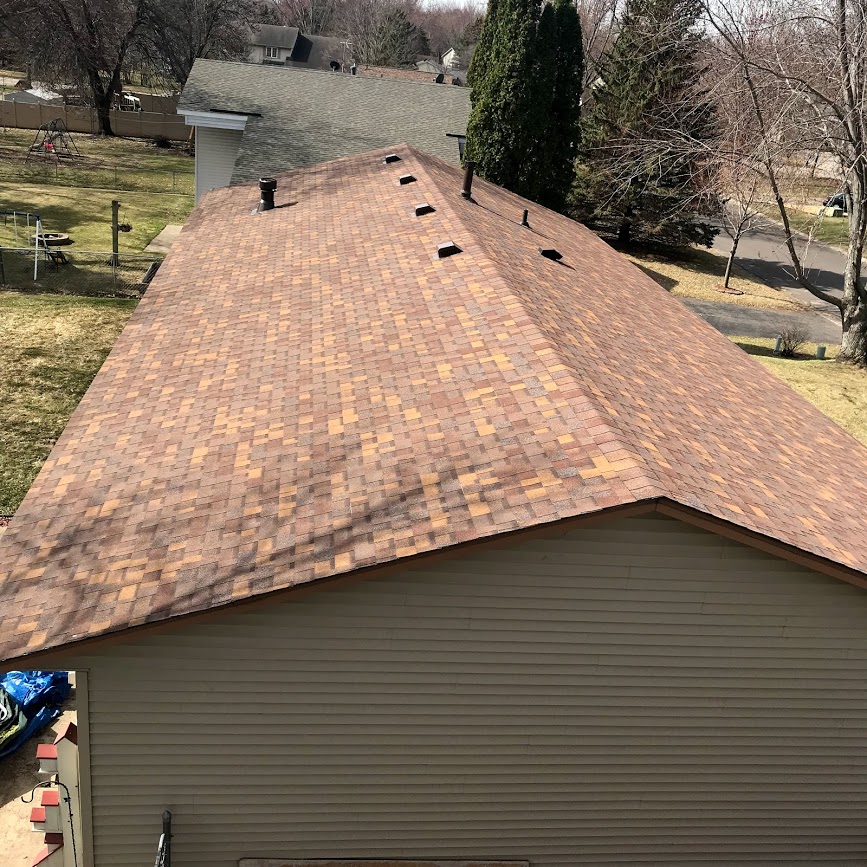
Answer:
[[264, 46, 280, 59]]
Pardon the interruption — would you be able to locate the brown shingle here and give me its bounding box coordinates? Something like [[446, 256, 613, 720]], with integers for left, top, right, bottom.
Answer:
[[1, 144, 867, 664]]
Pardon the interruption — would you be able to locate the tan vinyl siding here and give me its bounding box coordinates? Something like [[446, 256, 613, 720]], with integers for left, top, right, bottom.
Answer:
[[70, 515, 867, 866], [195, 126, 242, 201]]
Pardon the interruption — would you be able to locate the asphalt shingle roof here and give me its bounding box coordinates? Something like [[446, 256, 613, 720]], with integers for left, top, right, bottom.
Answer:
[[2, 144, 867, 665], [179, 59, 470, 183], [250, 24, 300, 50]]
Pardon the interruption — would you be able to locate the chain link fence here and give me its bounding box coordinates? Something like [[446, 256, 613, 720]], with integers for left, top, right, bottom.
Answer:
[[0, 246, 161, 297], [0, 157, 194, 195]]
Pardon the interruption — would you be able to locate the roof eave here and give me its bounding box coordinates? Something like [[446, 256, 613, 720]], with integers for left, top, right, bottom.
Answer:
[[178, 109, 250, 131], [5, 496, 867, 673]]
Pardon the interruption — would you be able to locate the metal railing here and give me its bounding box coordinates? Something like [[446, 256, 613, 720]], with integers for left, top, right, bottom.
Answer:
[[154, 810, 171, 867]]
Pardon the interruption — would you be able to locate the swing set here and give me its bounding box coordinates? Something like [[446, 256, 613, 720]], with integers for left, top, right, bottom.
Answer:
[[26, 119, 80, 164]]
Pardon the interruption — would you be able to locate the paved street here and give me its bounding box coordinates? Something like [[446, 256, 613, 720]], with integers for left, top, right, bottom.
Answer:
[[712, 215, 846, 311], [681, 297, 841, 344]]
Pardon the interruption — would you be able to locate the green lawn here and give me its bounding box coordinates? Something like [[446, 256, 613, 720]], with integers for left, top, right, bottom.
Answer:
[[627, 246, 807, 311], [0, 128, 194, 294], [758, 204, 849, 248], [733, 337, 867, 445], [0, 292, 136, 514], [0, 181, 192, 251], [0, 128, 193, 194]]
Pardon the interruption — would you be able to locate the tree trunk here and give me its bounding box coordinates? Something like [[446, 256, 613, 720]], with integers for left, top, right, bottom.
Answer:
[[839, 302, 867, 364], [617, 219, 631, 246], [723, 233, 739, 288], [95, 96, 115, 136], [88, 70, 116, 136]]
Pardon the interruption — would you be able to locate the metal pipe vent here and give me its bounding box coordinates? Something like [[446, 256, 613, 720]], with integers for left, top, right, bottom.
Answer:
[[258, 177, 277, 212]]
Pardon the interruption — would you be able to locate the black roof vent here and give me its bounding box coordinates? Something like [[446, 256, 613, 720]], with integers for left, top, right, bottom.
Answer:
[[398, 174, 417, 185], [539, 247, 563, 262], [383, 153, 402, 164], [437, 241, 462, 258], [415, 202, 436, 216]]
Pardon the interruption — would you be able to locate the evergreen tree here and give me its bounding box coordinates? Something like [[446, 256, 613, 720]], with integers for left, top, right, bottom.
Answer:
[[465, 0, 583, 210], [572, 0, 718, 247], [542, 0, 583, 210]]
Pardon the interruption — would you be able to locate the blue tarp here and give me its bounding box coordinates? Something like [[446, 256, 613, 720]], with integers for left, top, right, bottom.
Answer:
[[0, 671, 70, 760]]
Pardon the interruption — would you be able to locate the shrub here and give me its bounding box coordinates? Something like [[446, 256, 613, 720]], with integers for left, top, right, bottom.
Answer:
[[778, 325, 808, 358]]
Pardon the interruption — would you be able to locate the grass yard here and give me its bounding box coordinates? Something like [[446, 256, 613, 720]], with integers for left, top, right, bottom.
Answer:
[[0, 181, 192, 251], [757, 204, 849, 249], [733, 337, 867, 445], [0, 132, 194, 293], [0, 128, 194, 194], [0, 292, 135, 514], [627, 246, 808, 311]]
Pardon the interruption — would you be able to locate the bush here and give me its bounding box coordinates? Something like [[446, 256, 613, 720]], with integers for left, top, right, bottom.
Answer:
[[778, 325, 808, 358], [153, 136, 172, 149]]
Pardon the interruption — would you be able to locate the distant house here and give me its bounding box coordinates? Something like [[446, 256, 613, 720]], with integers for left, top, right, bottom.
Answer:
[[362, 64, 464, 86], [178, 58, 470, 200], [249, 23, 347, 71], [3, 86, 63, 106], [414, 58, 468, 84], [441, 46, 461, 68], [4, 145, 867, 867]]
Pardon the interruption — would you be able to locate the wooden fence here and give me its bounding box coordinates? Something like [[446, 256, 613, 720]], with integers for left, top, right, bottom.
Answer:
[[0, 101, 190, 141]]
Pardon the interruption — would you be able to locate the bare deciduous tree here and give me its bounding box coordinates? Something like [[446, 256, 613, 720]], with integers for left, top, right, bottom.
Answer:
[[13, 0, 145, 135], [576, 0, 620, 92], [705, 0, 867, 364], [138, 0, 258, 86], [276, 0, 343, 35]]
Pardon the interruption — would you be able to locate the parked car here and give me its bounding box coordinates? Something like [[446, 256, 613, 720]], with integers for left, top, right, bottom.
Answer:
[[822, 192, 847, 211]]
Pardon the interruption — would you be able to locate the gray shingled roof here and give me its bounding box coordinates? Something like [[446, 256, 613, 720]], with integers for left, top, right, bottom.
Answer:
[[179, 59, 471, 182], [286, 33, 346, 70], [251, 24, 299, 50]]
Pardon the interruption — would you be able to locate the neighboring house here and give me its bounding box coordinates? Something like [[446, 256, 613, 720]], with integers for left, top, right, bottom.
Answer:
[[415, 58, 468, 84], [361, 64, 465, 86], [4, 145, 867, 866], [3, 86, 63, 105], [178, 59, 470, 200], [441, 46, 474, 71], [441, 46, 460, 68], [249, 23, 347, 72]]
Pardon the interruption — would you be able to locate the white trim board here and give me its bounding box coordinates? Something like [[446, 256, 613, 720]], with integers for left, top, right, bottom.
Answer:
[[179, 109, 250, 131]]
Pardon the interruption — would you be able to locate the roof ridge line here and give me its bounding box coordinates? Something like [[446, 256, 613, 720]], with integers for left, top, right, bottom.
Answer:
[[414, 154, 668, 500]]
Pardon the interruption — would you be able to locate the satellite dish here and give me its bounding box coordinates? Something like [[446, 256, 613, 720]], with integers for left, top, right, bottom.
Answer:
[[330, 60, 341, 71]]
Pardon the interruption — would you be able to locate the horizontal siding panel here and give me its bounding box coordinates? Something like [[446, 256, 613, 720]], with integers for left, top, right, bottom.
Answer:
[[71, 516, 867, 866]]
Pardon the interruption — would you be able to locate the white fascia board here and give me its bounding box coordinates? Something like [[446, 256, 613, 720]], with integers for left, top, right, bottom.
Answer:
[[179, 109, 250, 131]]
